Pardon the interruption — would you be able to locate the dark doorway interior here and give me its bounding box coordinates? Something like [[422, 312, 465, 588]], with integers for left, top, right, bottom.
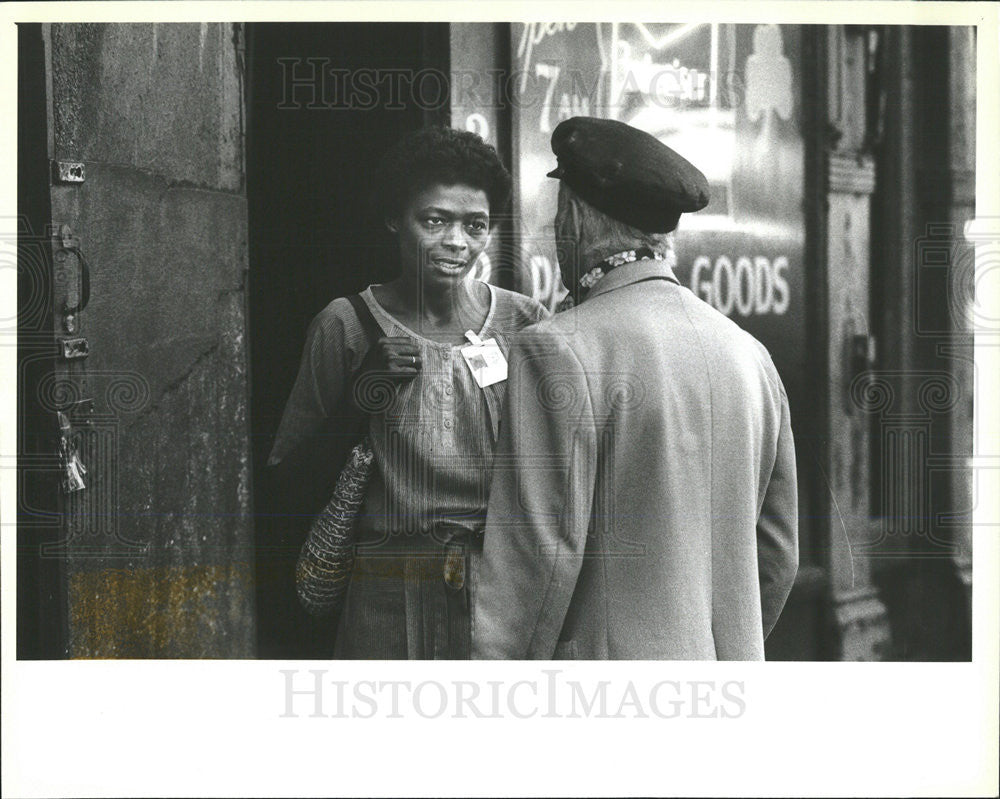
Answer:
[[246, 23, 447, 658]]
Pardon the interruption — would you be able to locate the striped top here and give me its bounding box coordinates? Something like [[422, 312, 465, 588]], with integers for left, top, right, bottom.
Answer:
[[269, 282, 548, 548]]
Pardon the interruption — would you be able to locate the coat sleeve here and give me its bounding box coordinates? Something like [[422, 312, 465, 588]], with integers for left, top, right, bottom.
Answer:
[[756, 381, 799, 639], [473, 329, 597, 659]]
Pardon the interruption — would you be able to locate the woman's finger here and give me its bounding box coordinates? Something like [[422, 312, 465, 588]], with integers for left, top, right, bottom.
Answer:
[[386, 354, 422, 369]]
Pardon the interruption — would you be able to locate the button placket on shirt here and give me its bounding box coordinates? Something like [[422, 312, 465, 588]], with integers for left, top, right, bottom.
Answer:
[[432, 346, 458, 585], [440, 346, 456, 437]]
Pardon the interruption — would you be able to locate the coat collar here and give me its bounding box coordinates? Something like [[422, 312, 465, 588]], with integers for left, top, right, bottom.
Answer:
[[583, 258, 680, 302]]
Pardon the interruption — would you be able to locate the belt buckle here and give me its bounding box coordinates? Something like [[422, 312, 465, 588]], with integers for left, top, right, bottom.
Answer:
[[443, 543, 465, 590]]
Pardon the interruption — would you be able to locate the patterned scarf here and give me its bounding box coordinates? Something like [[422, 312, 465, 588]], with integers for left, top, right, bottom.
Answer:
[[576, 246, 665, 302]]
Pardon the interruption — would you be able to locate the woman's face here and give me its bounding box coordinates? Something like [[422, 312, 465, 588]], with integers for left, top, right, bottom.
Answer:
[[389, 183, 491, 292]]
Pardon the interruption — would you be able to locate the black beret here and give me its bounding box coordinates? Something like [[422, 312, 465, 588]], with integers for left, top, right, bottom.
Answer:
[[547, 116, 710, 232]]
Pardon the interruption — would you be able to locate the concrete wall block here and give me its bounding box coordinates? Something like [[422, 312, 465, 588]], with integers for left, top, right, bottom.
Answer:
[[51, 23, 243, 192], [50, 163, 254, 652], [51, 164, 248, 404], [45, 24, 254, 656]]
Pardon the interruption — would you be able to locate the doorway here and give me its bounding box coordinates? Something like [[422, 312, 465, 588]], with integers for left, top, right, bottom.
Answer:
[[246, 22, 448, 658]]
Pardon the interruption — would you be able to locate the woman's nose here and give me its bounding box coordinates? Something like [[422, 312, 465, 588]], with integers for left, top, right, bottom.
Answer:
[[441, 222, 467, 250]]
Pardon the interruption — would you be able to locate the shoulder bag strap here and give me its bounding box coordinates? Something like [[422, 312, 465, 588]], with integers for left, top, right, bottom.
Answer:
[[345, 293, 395, 419], [346, 293, 384, 348]]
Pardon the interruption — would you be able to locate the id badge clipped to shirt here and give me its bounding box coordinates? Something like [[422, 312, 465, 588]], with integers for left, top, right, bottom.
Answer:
[[460, 330, 507, 388]]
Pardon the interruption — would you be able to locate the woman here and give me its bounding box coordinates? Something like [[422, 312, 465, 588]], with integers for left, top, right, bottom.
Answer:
[[268, 127, 548, 659]]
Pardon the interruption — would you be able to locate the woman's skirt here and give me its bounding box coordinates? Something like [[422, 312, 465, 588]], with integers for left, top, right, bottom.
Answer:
[[332, 526, 482, 659]]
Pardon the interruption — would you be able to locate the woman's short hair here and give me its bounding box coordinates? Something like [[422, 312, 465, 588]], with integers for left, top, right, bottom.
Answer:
[[372, 126, 512, 223]]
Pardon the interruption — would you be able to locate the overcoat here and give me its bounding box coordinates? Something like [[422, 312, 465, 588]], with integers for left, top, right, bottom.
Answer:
[[472, 259, 799, 660]]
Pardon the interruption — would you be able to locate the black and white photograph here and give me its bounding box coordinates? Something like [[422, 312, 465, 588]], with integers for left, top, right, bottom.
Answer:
[[3, 2, 998, 797]]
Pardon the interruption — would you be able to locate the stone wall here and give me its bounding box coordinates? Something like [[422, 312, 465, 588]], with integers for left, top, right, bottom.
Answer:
[[45, 23, 254, 657]]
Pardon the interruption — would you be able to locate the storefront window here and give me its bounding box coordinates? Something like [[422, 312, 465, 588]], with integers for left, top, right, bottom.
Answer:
[[511, 22, 805, 395]]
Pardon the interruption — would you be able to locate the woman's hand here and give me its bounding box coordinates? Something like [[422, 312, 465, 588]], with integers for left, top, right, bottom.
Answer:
[[350, 336, 421, 414], [374, 336, 422, 379]]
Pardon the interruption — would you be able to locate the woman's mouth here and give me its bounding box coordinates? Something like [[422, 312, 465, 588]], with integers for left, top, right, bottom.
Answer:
[[431, 256, 467, 273]]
